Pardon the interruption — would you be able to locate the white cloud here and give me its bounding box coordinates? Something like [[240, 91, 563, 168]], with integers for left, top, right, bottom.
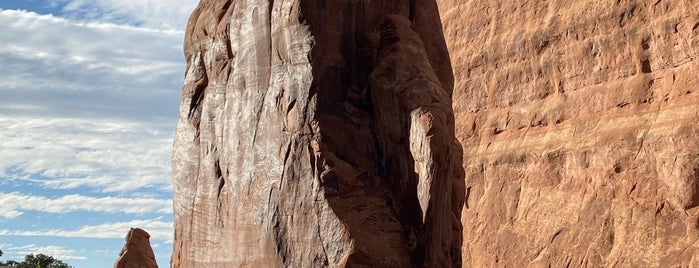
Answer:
[[59, 0, 198, 30], [0, 192, 172, 219], [0, 9, 185, 119], [0, 9, 183, 63], [0, 8, 185, 195], [0, 219, 173, 242], [0, 4, 188, 267], [6, 244, 86, 260], [0, 116, 173, 193]]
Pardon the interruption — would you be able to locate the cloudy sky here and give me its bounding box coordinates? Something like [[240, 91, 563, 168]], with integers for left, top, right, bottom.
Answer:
[[0, 0, 198, 267]]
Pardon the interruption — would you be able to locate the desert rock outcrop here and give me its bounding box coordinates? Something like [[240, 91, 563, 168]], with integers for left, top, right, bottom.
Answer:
[[171, 0, 461, 267], [172, 0, 699, 267], [114, 228, 158, 268]]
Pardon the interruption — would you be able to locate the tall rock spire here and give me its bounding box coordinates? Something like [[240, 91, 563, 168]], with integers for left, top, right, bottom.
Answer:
[[171, 0, 461, 267]]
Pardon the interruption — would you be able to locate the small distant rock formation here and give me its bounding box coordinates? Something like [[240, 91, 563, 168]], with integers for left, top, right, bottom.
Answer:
[[113, 228, 158, 268]]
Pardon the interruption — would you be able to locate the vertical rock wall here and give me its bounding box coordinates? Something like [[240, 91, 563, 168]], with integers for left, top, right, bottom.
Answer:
[[173, 0, 699, 267], [172, 0, 462, 267], [172, 1, 326, 266], [437, 0, 699, 266]]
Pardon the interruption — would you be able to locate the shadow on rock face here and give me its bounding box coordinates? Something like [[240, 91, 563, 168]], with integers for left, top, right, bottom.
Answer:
[[171, 0, 462, 267], [298, 1, 465, 266]]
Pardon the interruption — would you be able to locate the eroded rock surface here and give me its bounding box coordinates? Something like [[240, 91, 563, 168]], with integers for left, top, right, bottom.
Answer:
[[370, 15, 464, 266], [173, 0, 699, 267], [436, 0, 699, 266], [114, 228, 158, 268], [171, 0, 461, 267]]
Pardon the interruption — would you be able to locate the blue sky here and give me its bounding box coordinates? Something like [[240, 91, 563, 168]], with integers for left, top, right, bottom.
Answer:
[[0, 1, 198, 267]]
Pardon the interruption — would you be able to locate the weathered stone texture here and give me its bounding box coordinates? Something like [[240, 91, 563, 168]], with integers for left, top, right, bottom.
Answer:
[[114, 228, 158, 268], [173, 0, 699, 267], [436, 0, 699, 266], [172, 0, 461, 267], [370, 15, 464, 266]]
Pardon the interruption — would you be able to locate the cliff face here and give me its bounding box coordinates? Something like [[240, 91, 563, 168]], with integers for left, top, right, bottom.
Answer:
[[172, 0, 699, 267], [437, 0, 699, 266], [171, 0, 461, 267]]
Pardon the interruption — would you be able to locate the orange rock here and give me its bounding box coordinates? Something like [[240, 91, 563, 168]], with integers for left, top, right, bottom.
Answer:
[[114, 228, 158, 268], [437, 0, 699, 266], [171, 0, 460, 267], [172, 0, 699, 267]]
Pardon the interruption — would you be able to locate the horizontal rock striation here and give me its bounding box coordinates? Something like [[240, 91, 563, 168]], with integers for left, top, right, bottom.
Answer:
[[437, 0, 699, 266], [171, 0, 462, 267]]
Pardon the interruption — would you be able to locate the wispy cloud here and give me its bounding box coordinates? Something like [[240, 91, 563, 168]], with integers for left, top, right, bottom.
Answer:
[[58, 0, 197, 30], [0, 116, 173, 192], [4, 244, 87, 260], [0, 219, 173, 242], [0, 9, 185, 120], [0, 9, 180, 194], [0, 192, 172, 219], [0, 2, 193, 267]]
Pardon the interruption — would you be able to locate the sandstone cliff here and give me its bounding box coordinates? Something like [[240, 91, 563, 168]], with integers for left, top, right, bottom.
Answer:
[[171, 0, 461, 267], [437, 0, 699, 266], [172, 0, 699, 267]]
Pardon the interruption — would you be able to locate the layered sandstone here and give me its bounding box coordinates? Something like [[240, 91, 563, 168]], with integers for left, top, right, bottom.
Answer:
[[171, 0, 461, 267], [437, 0, 699, 266], [172, 0, 699, 267]]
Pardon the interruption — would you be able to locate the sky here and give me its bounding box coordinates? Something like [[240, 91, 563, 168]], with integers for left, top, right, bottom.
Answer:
[[0, 0, 198, 267]]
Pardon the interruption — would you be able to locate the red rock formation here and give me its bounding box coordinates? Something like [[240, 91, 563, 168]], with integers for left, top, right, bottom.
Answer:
[[171, 0, 461, 267], [437, 0, 699, 266], [114, 228, 158, 268], [370, 15, 464, 266], [173, 0, 699, 267]]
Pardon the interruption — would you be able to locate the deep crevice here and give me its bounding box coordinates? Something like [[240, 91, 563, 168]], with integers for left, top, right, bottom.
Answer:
[[299, 1, 464, 266]]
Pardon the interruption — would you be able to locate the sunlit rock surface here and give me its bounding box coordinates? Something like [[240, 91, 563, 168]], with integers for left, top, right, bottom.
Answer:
[[171, 0, 461, 267], [437, 0, 699, 266], [172, 0, 699, 267], [114, 228, 158, 268]]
